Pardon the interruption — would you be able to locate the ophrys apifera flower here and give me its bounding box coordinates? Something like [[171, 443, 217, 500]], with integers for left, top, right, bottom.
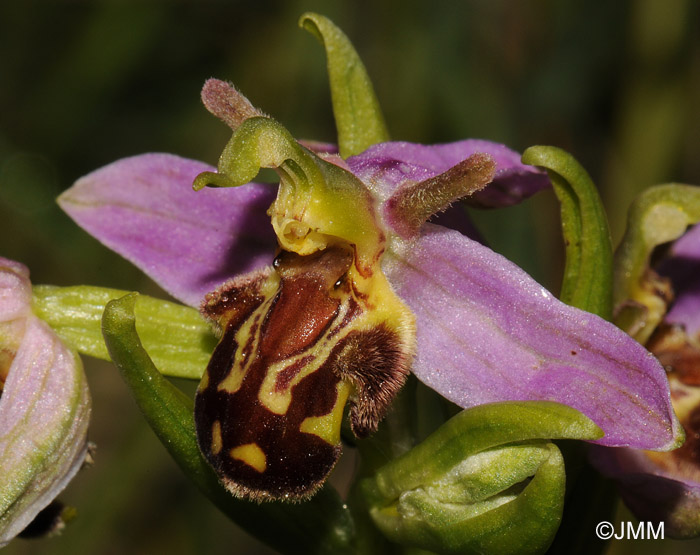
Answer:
[[58, 14, 680, 503]]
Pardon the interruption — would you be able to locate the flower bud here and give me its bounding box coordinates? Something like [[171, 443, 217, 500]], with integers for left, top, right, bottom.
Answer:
[[0, 257, 90, 546]]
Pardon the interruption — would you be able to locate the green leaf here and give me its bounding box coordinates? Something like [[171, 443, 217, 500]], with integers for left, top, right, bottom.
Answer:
[[613, 184, 700, 343], [101, 293, 355, 555], [300, 12, 389, 158], [362, 401, 602, 555], [522, 147, 613, 320], [33, 285, 216, 379]]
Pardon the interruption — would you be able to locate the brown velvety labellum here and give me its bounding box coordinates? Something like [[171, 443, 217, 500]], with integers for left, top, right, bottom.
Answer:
[[195, 245, 413, 501], [196, 247, 352, 500]]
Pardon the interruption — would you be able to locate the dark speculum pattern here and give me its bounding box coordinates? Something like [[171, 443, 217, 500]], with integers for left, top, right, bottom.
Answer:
[[195, 247, 352, 499], [195, 245, 412, 499]]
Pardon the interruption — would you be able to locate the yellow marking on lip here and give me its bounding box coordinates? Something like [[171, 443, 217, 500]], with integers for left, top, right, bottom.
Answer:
[[257, 301, 355, 415], [198, 369, 210, 391], [299, 381, 352, 445], [256, 269, 414, 417], [218, 277, 279, 395], [211, 420, 223, 455], [217, 356, 250, 394], [230, 443, 267, 473]]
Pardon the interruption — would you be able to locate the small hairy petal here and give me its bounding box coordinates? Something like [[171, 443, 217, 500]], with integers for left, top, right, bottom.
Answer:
[[346, 140, 550, 207], [383, 153, 496, 239], [0, 316, 90, 546], [658, 223, 700, 338], [201, 79, 264, 130], [59, 153, 278, 307], [383, 224, 681, 450]]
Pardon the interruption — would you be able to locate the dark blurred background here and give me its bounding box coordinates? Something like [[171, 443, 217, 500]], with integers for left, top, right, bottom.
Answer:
[[1, 1, 698, 553]]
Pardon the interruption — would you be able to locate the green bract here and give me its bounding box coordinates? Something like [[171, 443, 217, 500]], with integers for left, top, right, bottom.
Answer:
[[362, 402, 602, 555]]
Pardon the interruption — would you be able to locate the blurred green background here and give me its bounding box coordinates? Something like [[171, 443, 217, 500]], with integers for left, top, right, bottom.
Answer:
[[1, 0, 699, 553]]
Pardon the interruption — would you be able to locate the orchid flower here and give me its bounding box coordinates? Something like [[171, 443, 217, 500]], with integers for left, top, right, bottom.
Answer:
[[592, 185, 700, 538], [0, 257, 91, 546], [38, 11, 683, 553]]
